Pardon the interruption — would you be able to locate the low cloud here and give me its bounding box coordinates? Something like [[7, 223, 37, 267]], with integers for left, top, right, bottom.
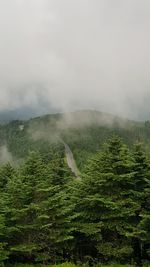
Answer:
[[0, 145, 13, 164], [0, 0, 150, 119]]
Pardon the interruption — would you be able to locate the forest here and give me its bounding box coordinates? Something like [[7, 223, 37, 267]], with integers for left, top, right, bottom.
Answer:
[[0, 111, 150, 266]]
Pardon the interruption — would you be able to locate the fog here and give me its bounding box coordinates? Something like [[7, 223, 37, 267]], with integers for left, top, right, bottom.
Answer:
[[0, 145, 13, 164], [0, 0, 150, 119]]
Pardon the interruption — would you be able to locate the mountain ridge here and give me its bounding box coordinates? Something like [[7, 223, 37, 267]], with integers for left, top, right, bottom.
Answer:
[[0, 109, 150, 170]]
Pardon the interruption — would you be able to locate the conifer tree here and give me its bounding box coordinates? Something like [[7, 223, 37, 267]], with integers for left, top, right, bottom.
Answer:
[[131, 144, 150, 263], [74, 136, 137, 263], [0, 163, 15, 191], [0, 210, 9, 264], [3, 151, 74, 264]]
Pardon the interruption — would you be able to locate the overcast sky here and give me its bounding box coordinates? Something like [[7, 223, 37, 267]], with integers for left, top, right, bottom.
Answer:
[[0, 0, 150, 119]]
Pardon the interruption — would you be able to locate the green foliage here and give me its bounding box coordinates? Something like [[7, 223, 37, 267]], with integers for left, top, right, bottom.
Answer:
[[0, 150, 74, 265], [72, 137, 135, 262], [0, 119, 150, 266], [1, 110, 150, 170], [6, 264, 134, 267], [70, 137, 150, 265]]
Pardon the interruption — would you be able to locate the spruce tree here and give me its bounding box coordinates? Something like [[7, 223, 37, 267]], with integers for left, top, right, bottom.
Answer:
[[74, 136, 137, 263], [3, 151, 74, 264], [0, 209, 9, 264], [131, 143, 150, 263], [0, 163, 15, 191]]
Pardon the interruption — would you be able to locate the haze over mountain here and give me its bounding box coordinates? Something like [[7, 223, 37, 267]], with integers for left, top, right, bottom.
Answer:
[[1, 2, 150, 265], [0, 0, 150, 120], [0, 104, 60, 122]]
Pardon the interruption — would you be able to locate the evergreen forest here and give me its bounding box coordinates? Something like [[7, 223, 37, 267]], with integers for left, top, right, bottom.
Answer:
[[0, 111, 150, 266]]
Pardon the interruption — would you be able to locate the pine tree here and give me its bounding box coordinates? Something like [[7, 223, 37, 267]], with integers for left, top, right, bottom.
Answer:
[[33, 153, 74, 263], [0, 211, 9, 264], [0, 163, 15, 264], [3, 151, 74, 264], [131, 143, 150, 264], [0, 163, 15, 191], [74, 136, 137, 263]]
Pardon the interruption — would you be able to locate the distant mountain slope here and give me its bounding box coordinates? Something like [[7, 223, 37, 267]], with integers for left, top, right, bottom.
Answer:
[[0, 106, 59, 123], [0, 110, 150, 169], [0, 108, 38, 123]]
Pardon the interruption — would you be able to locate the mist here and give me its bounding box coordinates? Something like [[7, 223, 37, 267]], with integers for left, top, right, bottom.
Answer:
[[0, 0, 150, 120], [0, 145, 13, 164]]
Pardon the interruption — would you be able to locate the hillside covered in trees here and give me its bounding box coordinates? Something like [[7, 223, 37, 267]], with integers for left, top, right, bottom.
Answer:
[[0, 111, 150, 266], [1, 110, 150, 168]]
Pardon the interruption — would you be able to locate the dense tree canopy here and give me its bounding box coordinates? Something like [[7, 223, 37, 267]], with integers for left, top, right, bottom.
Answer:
[[0, 136, 150, 266]]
